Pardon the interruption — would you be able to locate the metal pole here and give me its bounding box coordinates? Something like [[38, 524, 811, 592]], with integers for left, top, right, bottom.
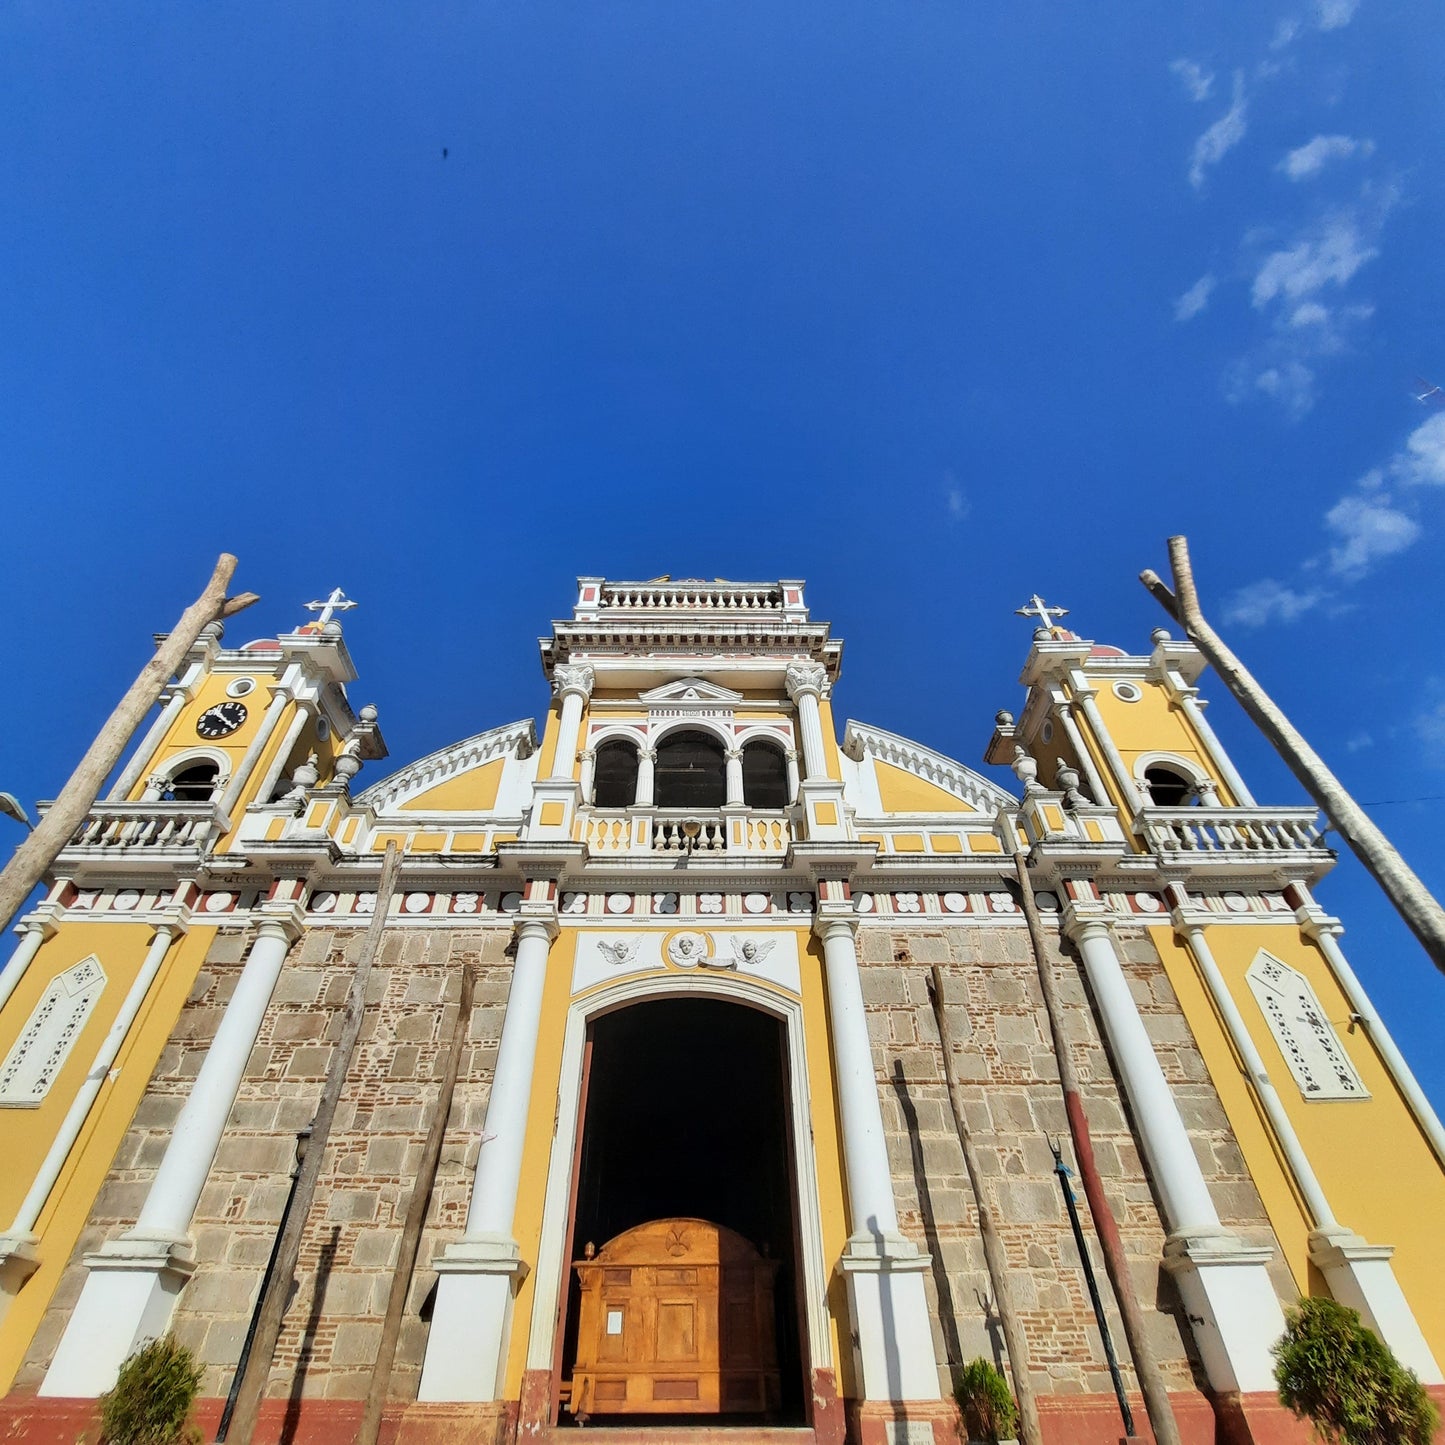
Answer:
[[1049, 1139, 1135, 1438], [1013, 850, 1183, 1445], [214, 1128, 311, 1443], [0, 555, 258, 934], [225, 843, 402, 1444], [927, 967, 1044, 1445], [1141, 534, 1445, 976], [357, 964, 477, 1445]]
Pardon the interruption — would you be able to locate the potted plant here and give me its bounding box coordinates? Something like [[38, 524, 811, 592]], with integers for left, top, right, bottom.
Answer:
[[1272, 1296, 1438, 1445], [98, 1334, 203, 1445], [954, 1357, 1020, 1445]]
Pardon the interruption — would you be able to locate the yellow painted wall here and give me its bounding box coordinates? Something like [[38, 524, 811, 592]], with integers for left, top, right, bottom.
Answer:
[[134, 674, 269, 803], [396, 759, 505, 813], [499, 928, 851, 1398], [817, 701, 843, 781], [0, 920, 216, 1389], [535, 700, 566, 779], [874, 761, 977, 816], [1148, 921, 1445, 1355], [1090, 678, 1242, 807]]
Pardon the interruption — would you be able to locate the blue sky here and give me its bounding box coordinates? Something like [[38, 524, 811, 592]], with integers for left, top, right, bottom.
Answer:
[[3, 4, 1445, 1105]]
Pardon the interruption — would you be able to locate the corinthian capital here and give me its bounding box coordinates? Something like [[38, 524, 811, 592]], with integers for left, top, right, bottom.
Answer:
[[552, 663, 596, 701], [785, 661, 829, 703]]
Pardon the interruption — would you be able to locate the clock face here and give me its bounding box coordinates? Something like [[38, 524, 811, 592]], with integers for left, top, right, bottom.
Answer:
[[196, 701, 248, 739]]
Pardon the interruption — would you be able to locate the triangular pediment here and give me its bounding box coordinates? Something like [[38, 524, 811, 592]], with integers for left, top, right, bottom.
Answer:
[[638, 677, 744, 705]]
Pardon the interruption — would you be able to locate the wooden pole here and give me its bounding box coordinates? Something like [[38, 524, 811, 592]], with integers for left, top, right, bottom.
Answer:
[[0, 554, 259, 934], [1013, 851, 1183, 1445], [225, 842, 402, 1445], [357, 963, 477, 1445], [926, 966, 1044, 1445], [1141, 534, 1445, 977]]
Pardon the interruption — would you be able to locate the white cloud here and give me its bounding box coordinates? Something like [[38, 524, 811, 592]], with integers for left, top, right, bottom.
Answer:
[[1324, 491, 1420, 577], [1251, 215, 1378, 307], [1170, 58, 1215, 102], [1270, 18, 1302, 49], [1174, 274, 1216, 322], [1316, 0, 1359, 30], [1395, 413, 1445, 487], [1223, 578, 1324, 627], [1254, 361, 1316, 418], [1189, 74, 1247, 190], [1345, 731, 1374, 752], [1279, 134, 1373, 180], [1289, 302, 1330, 326], [943, 476, 969, 522]]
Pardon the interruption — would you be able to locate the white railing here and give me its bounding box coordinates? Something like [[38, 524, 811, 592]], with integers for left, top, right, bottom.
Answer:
[[1137, 807, 1326, 857], [580, 809, 792, 857], [53, 802, 224, 853], [599, 583, 782, 612]]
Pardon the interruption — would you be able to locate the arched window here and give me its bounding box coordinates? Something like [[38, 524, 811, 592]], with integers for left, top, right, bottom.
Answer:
[[164, 761, 220, 803], [654, 730, 726, 809], [742, 741, 789, 809], [594, 740, 640, 808], [1143, 764, 1194, 807]]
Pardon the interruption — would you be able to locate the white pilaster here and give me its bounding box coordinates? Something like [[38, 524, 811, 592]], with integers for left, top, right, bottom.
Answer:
[[785, 663, 830, 780], [3, 916, 185, 1262], [636, 747, 656, 807], [1067, 671, 1144, 811], [815, 909, 939, 1401], [420, 909, 557, 1403], [1061, 896, 1285, 1394], [0, 914, 59, 1016], [42, 904, 303, 1397], [1049, 692, 1111, 810], [109, 682, 195, 802], [725, 747, 744, 806], [1165, 673, 1255, 806], [549, 665, 594, 781], [253, 706, 311, 807], [217, 687, 290, 815]]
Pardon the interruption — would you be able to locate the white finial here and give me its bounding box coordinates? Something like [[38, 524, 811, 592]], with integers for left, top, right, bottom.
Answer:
[[304, 588, 357, 627], [1014, 594, 1069, 631]]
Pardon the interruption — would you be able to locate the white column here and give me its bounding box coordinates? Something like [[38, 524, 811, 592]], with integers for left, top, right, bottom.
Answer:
[[216, 688, 291, 816], [548, 665, 594, 781], [109, 687, 191, 801], [1167, 674, 1256, 806], [635, 747, 656, 807], [42, 905, 303, 1397], [785, 664, 830, 780], [254, 706, 311, 806], [1051, 693, 1111, 810], [815, 909, 939, 1401], [0, 915, 58, 1016], [784, 749, 800, 804], [1298, 904, 1445, 1169], [1062, 898, 1285, 1394], [7, 919, 184, 1242], [420, 910, 558, 1403], [1068, 672, 1144, 811], [725, 747, 744, 806]]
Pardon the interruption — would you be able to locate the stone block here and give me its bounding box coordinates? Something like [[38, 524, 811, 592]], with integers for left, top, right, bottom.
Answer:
[[287, 1044, 333, 1077], [331, 1320, 383, 1367], [184, 1268, 259, 1316], [274, 968, 327, 1005]]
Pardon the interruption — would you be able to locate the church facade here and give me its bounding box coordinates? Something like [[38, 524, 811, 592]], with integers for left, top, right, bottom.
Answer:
[[0, 577, 1441, 1445]]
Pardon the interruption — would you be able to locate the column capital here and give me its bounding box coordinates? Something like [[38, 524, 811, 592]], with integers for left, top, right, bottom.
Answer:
[[253, 902, 305, 944], [513, 908, 559, 946], [551, 663, 595, 702], [150, 907, 192, 942], [1295, 905, 1343, 942], [785, 661, 829, 703], [813, 904, 858, 945], [1059, 897, 1112, 944], [15, 908, 60, 942]]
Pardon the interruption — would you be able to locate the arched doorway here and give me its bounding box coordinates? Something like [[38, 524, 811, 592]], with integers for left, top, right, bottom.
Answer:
[[556, 998, 807, 1425]]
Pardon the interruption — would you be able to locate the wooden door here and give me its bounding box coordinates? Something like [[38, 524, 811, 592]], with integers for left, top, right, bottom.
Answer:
[[568, 1218, 780, 1419]]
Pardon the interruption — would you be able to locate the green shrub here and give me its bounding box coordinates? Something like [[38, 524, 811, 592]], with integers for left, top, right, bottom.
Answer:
[[954, 1357, 1019, 1443], [98, 1334, 203, 1445], [1272, 1296, 1439, 1445]]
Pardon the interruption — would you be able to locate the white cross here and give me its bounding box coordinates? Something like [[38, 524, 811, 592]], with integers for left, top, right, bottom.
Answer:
[[304, 588, 358, 626], [1014, 594, 1069, 630]]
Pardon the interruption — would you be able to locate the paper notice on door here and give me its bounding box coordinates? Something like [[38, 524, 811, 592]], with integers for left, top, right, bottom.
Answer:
[[606, 1308, 624, 1336]]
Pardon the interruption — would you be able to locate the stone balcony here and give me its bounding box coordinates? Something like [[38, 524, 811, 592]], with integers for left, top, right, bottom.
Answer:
[[581, 808, 792, 859], [1136, 805, 1333, 869], [45, 800, 227, 862]]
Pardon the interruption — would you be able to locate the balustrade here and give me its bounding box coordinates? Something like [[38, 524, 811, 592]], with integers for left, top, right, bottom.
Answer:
[[1138, 806, 1326, 857], [49, 802, 224, 853]]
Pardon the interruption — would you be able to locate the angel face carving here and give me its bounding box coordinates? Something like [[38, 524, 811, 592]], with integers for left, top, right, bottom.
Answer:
[[595, 938, 639, 968], [665, 931, 710, 968]]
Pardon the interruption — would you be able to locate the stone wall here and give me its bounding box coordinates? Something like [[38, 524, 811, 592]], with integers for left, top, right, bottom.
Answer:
[[859, 915, 1289, 1400], [20, 922, 515, 1402]]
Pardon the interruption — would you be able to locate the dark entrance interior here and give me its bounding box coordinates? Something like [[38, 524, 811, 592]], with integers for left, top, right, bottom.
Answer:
[[559, 997, 807, 1424]]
